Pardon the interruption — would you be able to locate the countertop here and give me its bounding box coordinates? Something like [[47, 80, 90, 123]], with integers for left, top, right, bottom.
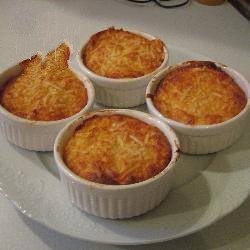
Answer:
[[0, 0, 249, 249]]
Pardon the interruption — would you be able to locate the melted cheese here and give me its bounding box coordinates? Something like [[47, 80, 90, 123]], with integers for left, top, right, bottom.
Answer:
[[82, 27, 165, 79], [153, 61, 247, 125], [64, 115, 172, 185], [0, 43, 88, 121]]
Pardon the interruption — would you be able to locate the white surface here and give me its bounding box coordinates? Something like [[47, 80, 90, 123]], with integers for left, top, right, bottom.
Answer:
[[0, 46, 249, 245], [0, 0, 250, 249], [0, 118, 250, 244]]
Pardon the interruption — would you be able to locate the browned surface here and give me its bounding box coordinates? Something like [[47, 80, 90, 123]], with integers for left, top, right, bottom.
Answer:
[[153, 61, 247, 125], [0, 43, 88, 121], [82, 27, 165, 79], [64, 115, 172, 185]]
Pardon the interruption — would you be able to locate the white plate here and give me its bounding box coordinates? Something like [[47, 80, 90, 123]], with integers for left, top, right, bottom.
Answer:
[[0, 46, 249, 245]]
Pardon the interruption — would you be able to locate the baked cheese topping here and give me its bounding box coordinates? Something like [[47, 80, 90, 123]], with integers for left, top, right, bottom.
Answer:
[[64, 115, 172, 185], [153, 61, 247, 125], [0, 43, 88, 121], [82, 27, 165, 79]]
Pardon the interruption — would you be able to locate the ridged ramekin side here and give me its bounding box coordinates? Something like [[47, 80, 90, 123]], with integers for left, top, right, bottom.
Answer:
[[60, 173, 170, 219], [94, 84, 147, 108], [0, 120, 54, 151], [177, 121, 247, 154]]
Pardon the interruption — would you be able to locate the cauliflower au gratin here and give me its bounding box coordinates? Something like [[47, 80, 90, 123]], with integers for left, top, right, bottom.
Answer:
[[153, 61, 247, 125], [0, 43, 88, 121], [63, 114, 172, 185], [82, 27, 165, 79]]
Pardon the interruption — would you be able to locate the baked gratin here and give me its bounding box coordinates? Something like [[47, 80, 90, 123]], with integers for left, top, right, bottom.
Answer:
[[63, 114, 172, 185], [153, 61, 247, 125], [82, 27, 165, 79], [0, 43, 88, 121]]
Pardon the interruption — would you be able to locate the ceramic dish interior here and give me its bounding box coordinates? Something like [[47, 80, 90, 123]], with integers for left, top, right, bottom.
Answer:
[[54, 109, 179, 219], [77, 28, 168, 107], [0, 43, 95, 151], [146, 61, 250, 154]]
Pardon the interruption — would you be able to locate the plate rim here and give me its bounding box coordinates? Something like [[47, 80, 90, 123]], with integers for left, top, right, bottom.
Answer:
[[1, 171, 249, 245], [0, 45, 249, 245]]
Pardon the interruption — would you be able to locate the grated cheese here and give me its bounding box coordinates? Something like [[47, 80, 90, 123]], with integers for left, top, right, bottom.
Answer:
[[0, 43, 88, 121], [153, 61, 247, 125], [64, 115, 172, 185], [82, 27, 165, 79]]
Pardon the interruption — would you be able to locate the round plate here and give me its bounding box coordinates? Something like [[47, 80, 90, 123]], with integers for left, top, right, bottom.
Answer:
[[0, 46, 249, 245]]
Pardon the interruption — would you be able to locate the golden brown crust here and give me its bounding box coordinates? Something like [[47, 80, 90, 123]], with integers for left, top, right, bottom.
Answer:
[[0, 43, 88, 121], [64, 115, 172, 185], [153, 61, 247, 125], [44, 43, 70, 69], [82, 27, 165, 79]]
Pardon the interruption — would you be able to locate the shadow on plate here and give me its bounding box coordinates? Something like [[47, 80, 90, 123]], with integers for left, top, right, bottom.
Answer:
[[4, 138, 60, 180], [81, 175, 210, 242], [36, 152, 60, 179], [17, 196, 250, 249]]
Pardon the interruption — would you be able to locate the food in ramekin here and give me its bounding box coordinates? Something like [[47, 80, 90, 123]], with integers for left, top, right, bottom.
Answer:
[[0, 42, 95, 151], [1, 43, 88, 121], [146, 61, 249, 154], [153, 61, 247, 125], [82, 27, 165, 79], [77, 27, 168, 107], [54, 109, 179, 219], [64, 114, 172, 185]]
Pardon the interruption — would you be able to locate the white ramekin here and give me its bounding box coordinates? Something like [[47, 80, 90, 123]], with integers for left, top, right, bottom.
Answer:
[[146, 61, 250, 155], [54, 109, 179, 219], [77, 28, 168, 108], [0, 45, 95, 151]]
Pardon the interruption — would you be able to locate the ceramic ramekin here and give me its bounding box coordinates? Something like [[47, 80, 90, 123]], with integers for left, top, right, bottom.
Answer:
[[146, 61, 250, 154], [0, 45, 95, 151], [54, 109, 179, 219], [77, 28, 168, 108]]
